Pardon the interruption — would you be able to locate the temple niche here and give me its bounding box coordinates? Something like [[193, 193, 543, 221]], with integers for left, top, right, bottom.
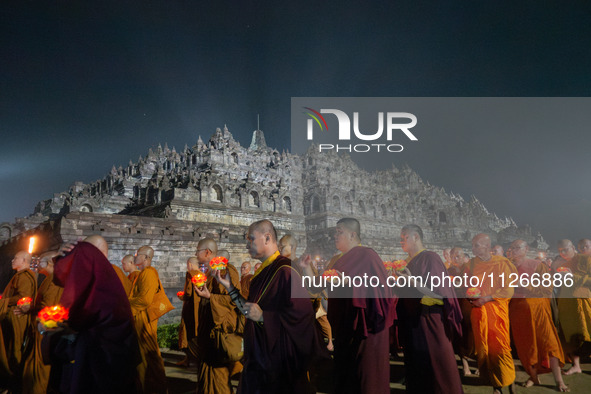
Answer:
[[0, 125, 547, 322]]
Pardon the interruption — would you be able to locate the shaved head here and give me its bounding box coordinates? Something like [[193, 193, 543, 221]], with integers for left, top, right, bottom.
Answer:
[[84, 235, 109, 258], [443, 248, 451, 261], [401, 224, 423, 242], [121, 254, 137, 273], [508, 239, 528, 261], [558, 239, 576, 261], [187, 256, 200, 272], [122, 254, 134, 263], [337, 218, 361, 241], [137, 245, 154, 258], [197, 238, 218, 255], [450, 247, 464, 263], [578, 238, 591, 256], [241, 261, 252, 277], [40, 250, 58, 261], [491, 245, 504, 256], [279, 234, 297, 259], [196, 238, 217, 264], [39, 250, 58, 275], [472, 233, 492, 260], [217, 249, 230, 260], [12, 250, 32, 272], [249, 219, 278, 242], [135, 245, 154, 269]]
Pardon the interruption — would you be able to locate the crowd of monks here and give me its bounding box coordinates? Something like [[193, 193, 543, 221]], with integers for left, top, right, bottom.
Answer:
[[0, 218, 590, 394]]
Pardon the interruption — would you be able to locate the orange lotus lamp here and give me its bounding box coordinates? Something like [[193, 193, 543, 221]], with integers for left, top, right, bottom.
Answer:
[[209, 256, 228, 277], [17, 297, 32, 307], [191, 271, 207, 289], [466, 287, 481, 299], [322, 269, 340, 283], [37, 305, 69, 329]]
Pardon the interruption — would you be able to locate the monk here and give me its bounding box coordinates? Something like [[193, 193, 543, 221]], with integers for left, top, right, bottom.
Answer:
[[215, 219, 317, 393], [0, 250, 37, 391], [46, 235, 140, 393], [239, 261, 253, 298], [129, 245, 169, 393], [113, 256, 132, 296], [193, 238, 242, 394], [280, 234, 333, 351], [300, 218, 394, 394], [396, 225, 463, 393], [177, 256, 201, 367], [463, 253, 471, 265], [449, 246, 478, 376], [122, 254, 140, 287], [469, 233, 516, 394], [554, 239, 591, 376], [492, 244, 505, 257], [506, 239, 568, 391], [21, 251, 63, 394], [253, 262, 262, 272], [443, 247, 452, 269], [217, 249, 230, 261], [577, 238, 591, 256]]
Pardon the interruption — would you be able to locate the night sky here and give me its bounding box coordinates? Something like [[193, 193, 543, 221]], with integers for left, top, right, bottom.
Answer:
[[2, 1, 591, 248]]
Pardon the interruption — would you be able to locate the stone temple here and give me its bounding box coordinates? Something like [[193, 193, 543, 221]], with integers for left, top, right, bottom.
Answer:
[[0, 126, 547, 323]]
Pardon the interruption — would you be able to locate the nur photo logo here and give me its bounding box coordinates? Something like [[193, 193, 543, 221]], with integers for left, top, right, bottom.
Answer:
[[302, 107, 418, 153]]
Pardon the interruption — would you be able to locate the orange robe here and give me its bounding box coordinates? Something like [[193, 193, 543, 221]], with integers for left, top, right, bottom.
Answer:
[[0, 269, 37, 389], [556, 254, 591, 353], [469, 255, 516, 387], [0, 269, 37, 384], [510, 260, 564, 377], [178, 269, 200, 353], [309, 264, 332, 343], [128, 270, 140, 287], [112, 264, 132, 296], [240, 273, 253, 299], [22, 274, 64, 394], [195, 264, 242, 394], [129, 266, 168, 393]]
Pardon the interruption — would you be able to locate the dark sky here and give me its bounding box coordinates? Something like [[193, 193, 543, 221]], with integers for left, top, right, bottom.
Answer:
[[1, 1, 591, 248]]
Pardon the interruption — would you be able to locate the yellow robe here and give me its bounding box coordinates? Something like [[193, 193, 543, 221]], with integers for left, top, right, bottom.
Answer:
[[556, 254, 591, 352], [469, 255, 516, 387], [129, 266, 168, 393], [112, 264, 132, 296], [195, 265, 242, 394], [0, 269, 37, 387], [510, 263, 564, 377], [22, 274, 64, 394]]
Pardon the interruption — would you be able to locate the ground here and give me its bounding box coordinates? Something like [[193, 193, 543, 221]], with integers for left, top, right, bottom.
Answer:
[[161, 349, 591, 393]]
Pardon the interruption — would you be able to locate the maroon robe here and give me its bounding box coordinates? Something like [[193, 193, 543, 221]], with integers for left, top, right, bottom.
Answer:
[[396, 250, 463, 394], [239, 255, 317, 394], [327, 246, 395, 394], [47, 241, 141, 393]]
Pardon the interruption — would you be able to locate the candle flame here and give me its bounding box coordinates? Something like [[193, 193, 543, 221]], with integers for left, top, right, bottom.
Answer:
[[28, 237, 36, 254]]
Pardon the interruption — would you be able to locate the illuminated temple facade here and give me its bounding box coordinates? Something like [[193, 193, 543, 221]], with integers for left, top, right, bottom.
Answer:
[[0, 126, 546, 321]]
